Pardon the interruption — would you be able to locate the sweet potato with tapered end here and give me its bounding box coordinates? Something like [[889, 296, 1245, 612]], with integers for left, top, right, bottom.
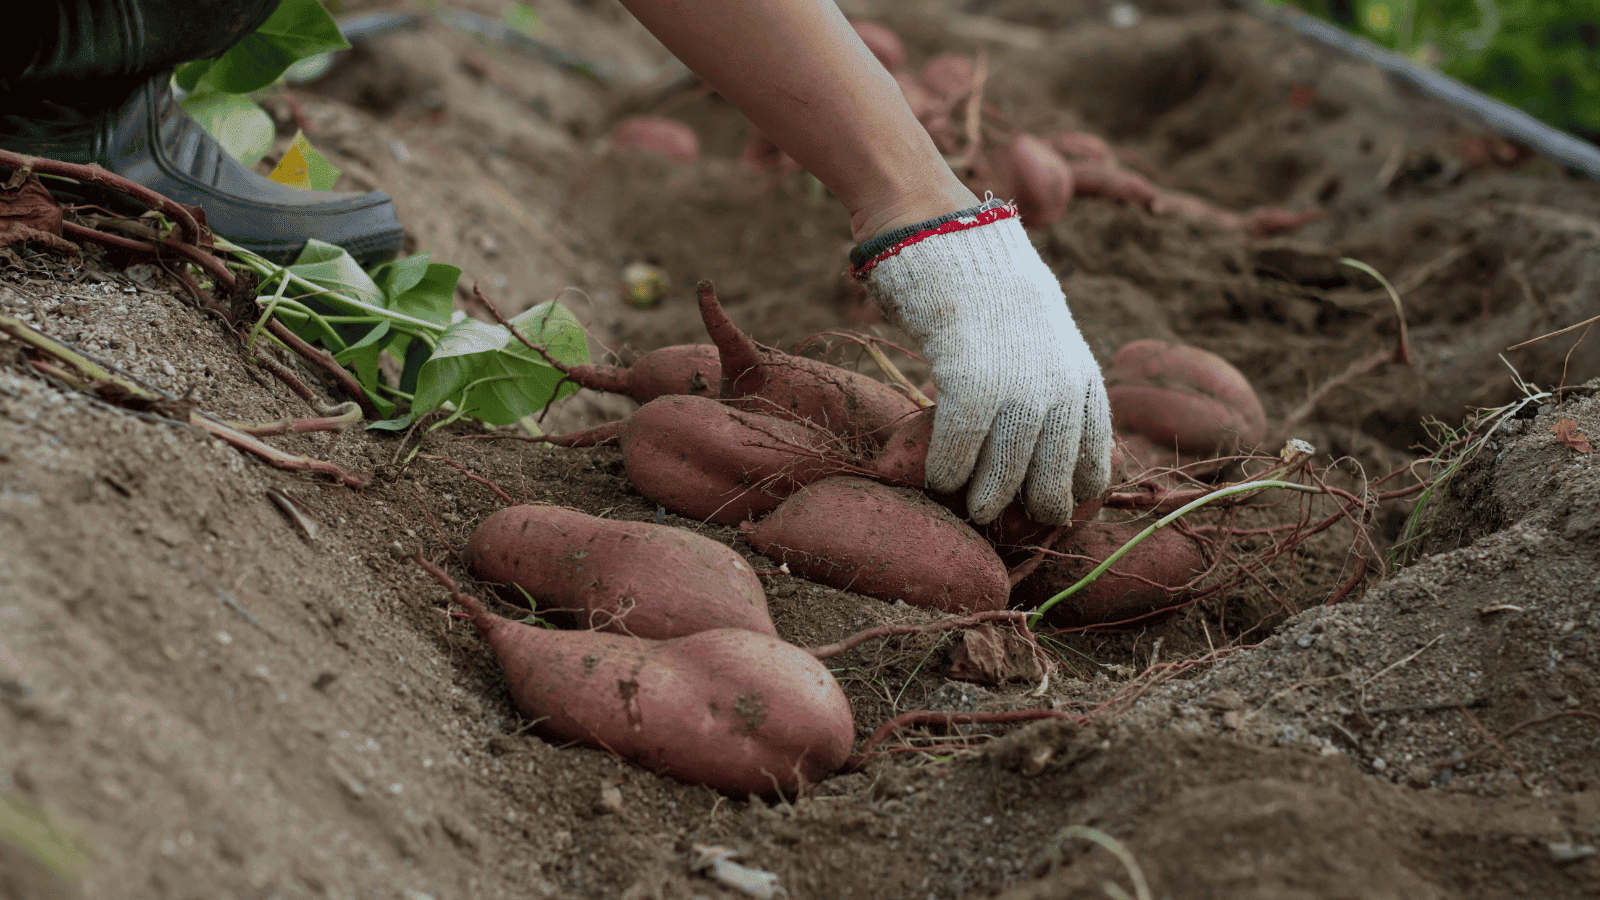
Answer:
[[697, 281, 918, 449], [464, 504, 774, 639], [454, 594, 854, 795], [1107, 340, 1267, 457], [743, 476, 1008, 613], [612, 116, 700, 162], [557, 344, 720, 403], [618, 395, 846, 525], [994, 133, 1074, 229], [1010, 521, 1205, 628], [920, 54, 975, 103]]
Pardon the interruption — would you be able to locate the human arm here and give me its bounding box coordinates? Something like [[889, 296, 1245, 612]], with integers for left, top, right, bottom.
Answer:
[[619, 0, 1112, 523]]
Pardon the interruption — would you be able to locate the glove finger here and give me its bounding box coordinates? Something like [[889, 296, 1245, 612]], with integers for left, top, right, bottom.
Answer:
[[1022, 398, 1085, 526], [965, 400, 1045, 525], [924, 379, 998, 494], [1073, 377, 1114, 503]]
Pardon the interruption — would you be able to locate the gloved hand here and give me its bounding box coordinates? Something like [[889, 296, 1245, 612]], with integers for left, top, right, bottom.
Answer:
[[851, 200, 1112, 525]]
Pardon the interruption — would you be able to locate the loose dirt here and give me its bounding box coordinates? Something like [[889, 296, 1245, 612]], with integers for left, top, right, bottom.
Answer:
[[2, 1, 1598, 898]]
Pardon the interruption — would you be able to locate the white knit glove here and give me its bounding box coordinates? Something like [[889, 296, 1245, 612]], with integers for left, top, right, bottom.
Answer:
[[851, 200, 1112, 525]]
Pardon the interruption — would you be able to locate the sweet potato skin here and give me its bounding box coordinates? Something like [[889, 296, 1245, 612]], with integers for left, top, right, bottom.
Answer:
[[619, 395, 845, 525], [1106, 340, 1267, 456], [560, 344, 720, 403], [464, 504, 775, 638], [698, 282, 918, 448], [612, 116, 699, 162], [996, 133, 1074, 229], [1010, 521, 1205, 628], [744, 476, 1008, 613], [466, 615, 855, 796]]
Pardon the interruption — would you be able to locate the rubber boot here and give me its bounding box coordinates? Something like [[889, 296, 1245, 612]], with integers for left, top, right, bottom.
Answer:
[[1, 1, 404, 267]]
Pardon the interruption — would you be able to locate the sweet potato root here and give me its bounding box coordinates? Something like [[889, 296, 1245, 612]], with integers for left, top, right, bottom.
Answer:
[[995, 133, 1074, 229], [698, 280, 918, 448], [1010, 521, 1205, 628], [545, 394, 847, 525], [464, 504, 775, 638], [553, 344, 720, 404], [452, 592, 854, 795], [743, 476, 1008, 613], [1106, 340, 1267, 457], [612, 117, 700, 163]]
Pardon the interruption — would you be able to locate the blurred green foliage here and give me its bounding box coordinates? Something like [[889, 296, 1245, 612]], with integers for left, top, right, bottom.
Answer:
[[1272, 1, 1600, 135]]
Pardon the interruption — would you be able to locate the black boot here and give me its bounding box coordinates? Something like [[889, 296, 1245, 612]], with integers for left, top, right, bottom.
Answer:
[[1, 1, 404, 267]]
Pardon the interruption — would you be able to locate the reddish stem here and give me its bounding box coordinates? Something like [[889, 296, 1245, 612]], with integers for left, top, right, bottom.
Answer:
[[807, 610, 1040, 659], [264, 318, 380, 419]]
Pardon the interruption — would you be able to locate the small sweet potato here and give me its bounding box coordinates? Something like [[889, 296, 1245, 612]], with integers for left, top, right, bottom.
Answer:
[[464, 504, 774, 638], [613, 117, 700, 163], [850, 21, 905, 71], [1069, 160, 1160, 206], [1106, 340, 1267, 457], [743, 476, 1008, 613], [555, 344, 721, 403], [920, 54, 975, 103], [1010, 521, 1205, 628], [454, 593, 855, 795], [995, 133, 1074, 229], [698, 281, 918, 449]]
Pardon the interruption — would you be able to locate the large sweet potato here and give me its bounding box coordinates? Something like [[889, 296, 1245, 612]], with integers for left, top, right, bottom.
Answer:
[[743, 476, 1008, 613], [453, 592, 855, 795], [698, 281, 918, 449], [1106, 340, 1267, 457], [1010, 521, 1205, 628], [554, 344, 720, 404], [464, 504, 775, 638]]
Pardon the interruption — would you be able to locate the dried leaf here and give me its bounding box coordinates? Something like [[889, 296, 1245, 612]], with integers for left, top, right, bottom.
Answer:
[[0, 169, 78, 256], [946, 624, 1046, 685], [1552, 418, 1592, 454]]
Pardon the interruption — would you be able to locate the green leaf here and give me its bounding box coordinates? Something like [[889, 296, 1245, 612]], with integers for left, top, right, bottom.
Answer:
[[176, 0, 350, 94], [287, 240, 384, 309], [408, 303, 589, 426], [175, 87, 275, 166], [332, 319, 392, 390], [372, 254, 460, 327]]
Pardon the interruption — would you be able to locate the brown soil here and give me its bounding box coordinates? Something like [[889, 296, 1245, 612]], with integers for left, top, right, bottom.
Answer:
[[4, 1, 1599, 898]]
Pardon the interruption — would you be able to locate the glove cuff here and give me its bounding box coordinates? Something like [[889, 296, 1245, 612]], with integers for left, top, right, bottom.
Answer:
[[849, 198, 1015, 278]]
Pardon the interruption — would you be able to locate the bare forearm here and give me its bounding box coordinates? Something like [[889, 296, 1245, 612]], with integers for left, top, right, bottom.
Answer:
[[618, 0, 976, 240]]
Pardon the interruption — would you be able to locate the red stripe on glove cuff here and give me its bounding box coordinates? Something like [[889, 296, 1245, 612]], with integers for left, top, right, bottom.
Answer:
[[850, 202, 1018, 280]]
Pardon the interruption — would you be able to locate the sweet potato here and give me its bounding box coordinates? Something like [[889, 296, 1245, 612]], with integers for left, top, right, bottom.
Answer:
[[1068, 160, 1160, 206], [1050, 130, 1115, 164], [850, 21, 905, 71], [452, 592, 855, 795], [995, 133, 1074, 229], [920, 54, 975, 103], [698, 280, 918, 449], [612, 117, 700, 163], [1106, 340, 1266, 457], [1010, 521, 1205, 627], [544, 394, 846, 525], [465, 504, 775, 638], [742, 476, 1008, 613], [554, 344, 720, 403], [868, 409, 1102, 556]]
